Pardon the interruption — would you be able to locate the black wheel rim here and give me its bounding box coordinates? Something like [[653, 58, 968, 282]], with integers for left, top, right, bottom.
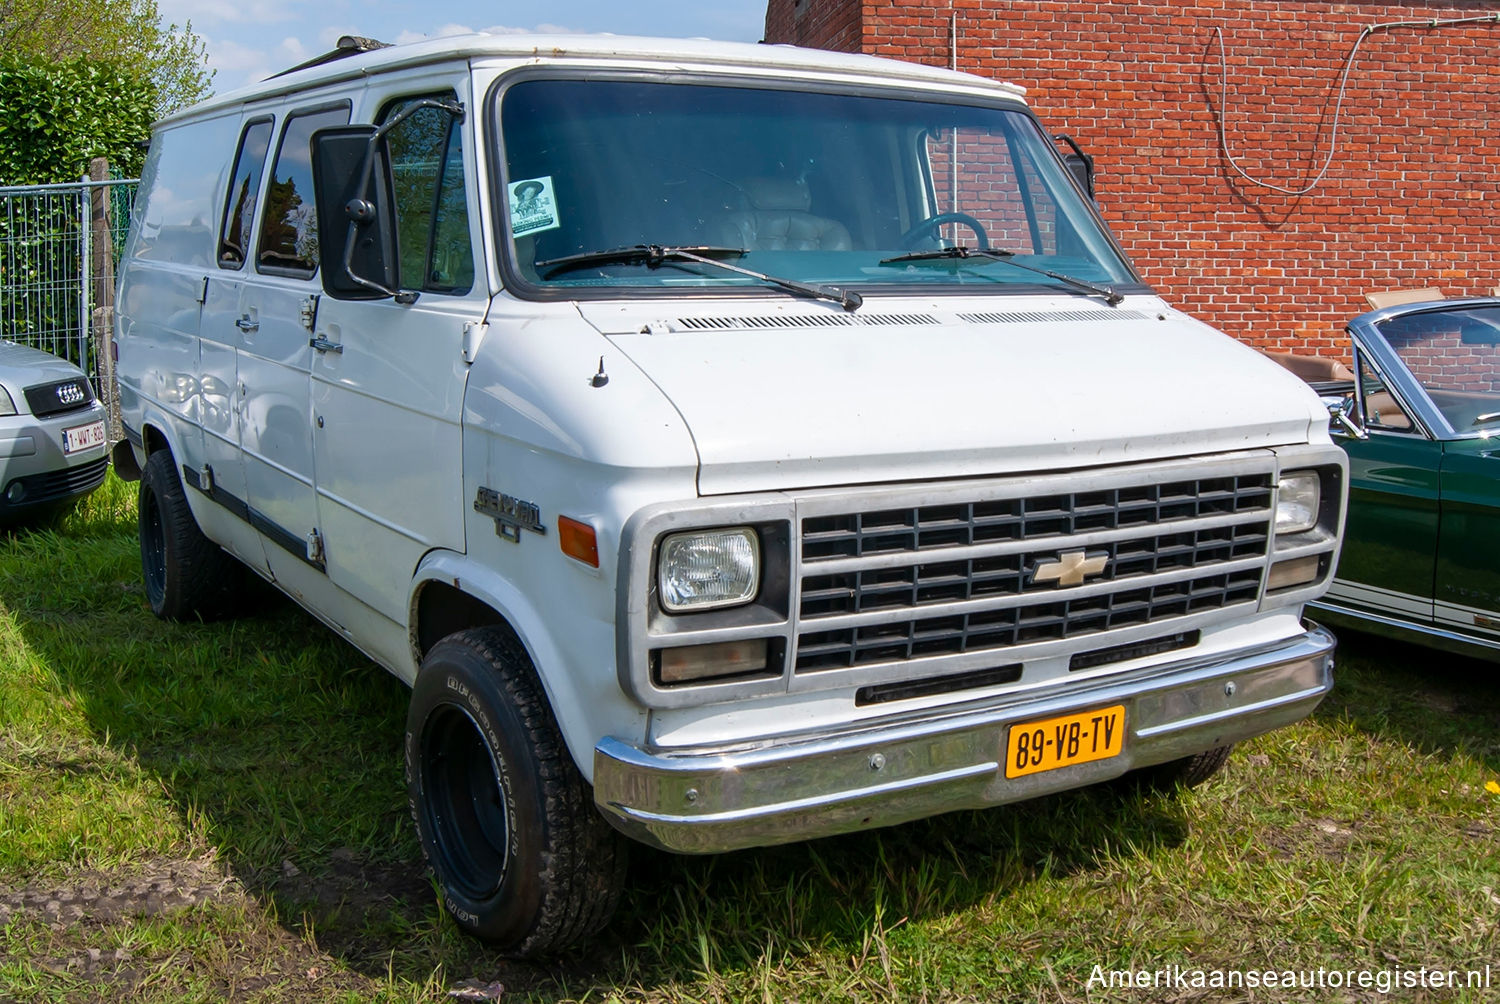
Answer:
[[140, 484, 167, 607], [421, 704, 510, 900]]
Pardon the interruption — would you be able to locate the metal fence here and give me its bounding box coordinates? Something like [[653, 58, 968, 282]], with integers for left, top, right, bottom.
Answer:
[[0, 178, 137, 377]]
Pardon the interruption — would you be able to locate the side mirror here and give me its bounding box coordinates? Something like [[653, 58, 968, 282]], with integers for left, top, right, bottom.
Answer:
[[311, 125, 397, 300], [1323, 394, 1368, 440], [1054, 133, 1096, 202], [310, 98, 464, 303]]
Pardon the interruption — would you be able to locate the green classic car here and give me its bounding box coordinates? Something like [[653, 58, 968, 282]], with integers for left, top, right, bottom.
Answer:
[[1301, 297, 1500, 659]]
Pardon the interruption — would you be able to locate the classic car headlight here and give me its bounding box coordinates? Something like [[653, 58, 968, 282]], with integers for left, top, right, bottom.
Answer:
[[1275, 470, 1320, 535], [0, 387, 16, 417], [658, 527, 760, 612]]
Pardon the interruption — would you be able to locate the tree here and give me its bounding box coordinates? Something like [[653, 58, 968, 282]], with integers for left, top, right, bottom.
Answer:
[[0, 0, 212, 115]]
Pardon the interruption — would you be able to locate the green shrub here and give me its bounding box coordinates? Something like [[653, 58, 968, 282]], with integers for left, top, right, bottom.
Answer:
[[0, 58, 155, 185]]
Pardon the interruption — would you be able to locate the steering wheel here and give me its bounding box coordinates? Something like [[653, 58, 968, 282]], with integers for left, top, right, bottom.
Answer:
[[899, 211, 989, 249]]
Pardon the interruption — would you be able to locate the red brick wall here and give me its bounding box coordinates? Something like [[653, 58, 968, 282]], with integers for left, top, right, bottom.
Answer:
[[763, 0, 1500, 356], [765, 0, 863, 55]]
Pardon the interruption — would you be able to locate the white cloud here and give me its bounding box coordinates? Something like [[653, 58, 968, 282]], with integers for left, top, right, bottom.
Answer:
[[392, 22, 586, 46], [393, 23, 479, 46], [201, 36, 274, 76], [276, 36, 310, 65], [158, 0, 301, 27], [197, 33, 316, 90]]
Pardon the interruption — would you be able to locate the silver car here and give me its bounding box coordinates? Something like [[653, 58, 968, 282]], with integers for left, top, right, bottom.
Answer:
[[0, 340, 109, 526]]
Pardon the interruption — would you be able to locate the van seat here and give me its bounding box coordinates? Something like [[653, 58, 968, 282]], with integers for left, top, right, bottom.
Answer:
[[711, 177, 852, 251]]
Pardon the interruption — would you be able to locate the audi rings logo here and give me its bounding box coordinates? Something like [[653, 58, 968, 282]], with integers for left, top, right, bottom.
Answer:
[[56, 382, 85, 406]]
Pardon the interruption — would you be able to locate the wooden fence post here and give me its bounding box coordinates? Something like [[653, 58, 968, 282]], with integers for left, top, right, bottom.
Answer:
[[88, 157, 122, 444]]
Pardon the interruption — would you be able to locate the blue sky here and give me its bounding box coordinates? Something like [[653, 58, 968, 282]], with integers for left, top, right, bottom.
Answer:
[[157, 1, 770, 96]]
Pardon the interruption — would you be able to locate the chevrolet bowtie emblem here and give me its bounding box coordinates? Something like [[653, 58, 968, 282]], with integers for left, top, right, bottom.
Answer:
[[1032, 549, 1109, 588]]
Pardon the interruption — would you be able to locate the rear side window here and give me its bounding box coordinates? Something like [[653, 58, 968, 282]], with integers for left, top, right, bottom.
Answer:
[[381, 93, 474, 293], [218, 118, 273, 268], [256, 103, 350, 275]]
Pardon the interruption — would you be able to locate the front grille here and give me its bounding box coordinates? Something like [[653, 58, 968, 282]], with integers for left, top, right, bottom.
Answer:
[[24, 378, 94, 419], [795, 473, 1272, 672]]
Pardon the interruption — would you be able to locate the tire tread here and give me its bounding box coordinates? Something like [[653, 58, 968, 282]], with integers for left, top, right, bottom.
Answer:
[[414, 627, 626, 955]]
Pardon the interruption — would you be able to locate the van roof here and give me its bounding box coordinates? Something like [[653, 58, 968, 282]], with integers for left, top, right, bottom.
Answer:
[[161, 33, 1027, 125]]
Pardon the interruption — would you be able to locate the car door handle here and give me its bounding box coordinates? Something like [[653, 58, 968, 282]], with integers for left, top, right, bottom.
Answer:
[[310, 335, 343, 354], [236, 316, 259, 332]]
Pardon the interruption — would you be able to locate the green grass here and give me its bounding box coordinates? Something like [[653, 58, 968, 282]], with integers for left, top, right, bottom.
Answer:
[[2, 472, 1499, 1001]]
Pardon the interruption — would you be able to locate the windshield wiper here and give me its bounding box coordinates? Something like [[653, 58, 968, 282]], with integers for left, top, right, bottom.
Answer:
[[535, 244, 862, 311], [879, 245, 1124, 306]]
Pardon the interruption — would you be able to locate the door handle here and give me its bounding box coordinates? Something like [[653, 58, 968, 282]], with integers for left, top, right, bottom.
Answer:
[[236, 316, 259, 332], [310, 335, 343, 354]]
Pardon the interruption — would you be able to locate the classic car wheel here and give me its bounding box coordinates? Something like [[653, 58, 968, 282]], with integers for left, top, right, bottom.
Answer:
[[406, 627, 626, 955], [138, 450, 245, 620], [1129, 744, 1234, 791]]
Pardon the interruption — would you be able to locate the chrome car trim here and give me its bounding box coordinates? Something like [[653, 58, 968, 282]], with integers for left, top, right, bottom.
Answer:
[[594, 626, 1335, 853], [1312, 599, 1500, 657], [1323, 578, 1432, 618]]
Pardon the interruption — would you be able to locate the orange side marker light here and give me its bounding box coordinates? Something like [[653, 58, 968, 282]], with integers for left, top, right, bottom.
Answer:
[[558, 515, 599, 567]]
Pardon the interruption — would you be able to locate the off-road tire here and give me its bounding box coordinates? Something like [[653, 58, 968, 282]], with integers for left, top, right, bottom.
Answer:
[[1131, 744, 1235, 791], [406, 627, 627, 955], [138, 450, 244, 620]]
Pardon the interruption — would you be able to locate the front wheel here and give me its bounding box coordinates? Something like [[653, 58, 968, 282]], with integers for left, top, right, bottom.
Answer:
[[406, 628, 626, 955], [1129, 744, 1235, 791]]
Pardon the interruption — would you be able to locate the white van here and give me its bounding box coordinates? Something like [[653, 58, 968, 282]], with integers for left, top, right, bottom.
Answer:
[[113, 34, 1347, 954]]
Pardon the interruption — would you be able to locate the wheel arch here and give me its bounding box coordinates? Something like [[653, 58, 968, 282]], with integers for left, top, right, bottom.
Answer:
[[408, 550, 626, 781], [141, 419, 174, 459]]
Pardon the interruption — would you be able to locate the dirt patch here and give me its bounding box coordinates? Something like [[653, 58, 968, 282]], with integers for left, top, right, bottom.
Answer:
[[0, 854, 232, 929], [0, 853, 383, 999], [1253, 817, 1362, 863]]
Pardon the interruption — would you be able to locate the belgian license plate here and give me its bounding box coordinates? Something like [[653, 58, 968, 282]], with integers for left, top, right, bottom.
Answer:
[[1005, 705, 1125, 778], [62, 419, 106, 454]]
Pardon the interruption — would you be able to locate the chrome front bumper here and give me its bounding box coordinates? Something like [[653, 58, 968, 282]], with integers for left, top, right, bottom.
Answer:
[[594, 626, 1335, 853]]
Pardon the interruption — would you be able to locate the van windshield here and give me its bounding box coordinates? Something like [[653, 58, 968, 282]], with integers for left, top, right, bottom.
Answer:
[[497, 77, 1138, 297]]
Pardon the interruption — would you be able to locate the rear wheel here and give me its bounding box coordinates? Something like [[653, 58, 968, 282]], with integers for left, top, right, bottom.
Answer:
[[406, 627, 626, 955], [138, 450, 244, 620]]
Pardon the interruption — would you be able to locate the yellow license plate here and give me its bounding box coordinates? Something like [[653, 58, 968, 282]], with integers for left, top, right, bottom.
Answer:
[[1005, 705, 1125, 778]]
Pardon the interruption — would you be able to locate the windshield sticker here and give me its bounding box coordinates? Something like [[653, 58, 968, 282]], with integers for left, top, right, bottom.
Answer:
[[508, 176, 560, 237]]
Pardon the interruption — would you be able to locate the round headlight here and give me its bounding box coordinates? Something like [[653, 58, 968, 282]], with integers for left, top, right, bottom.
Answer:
[[1275, 471, 1320, 535], [657, 527, 760, 612]]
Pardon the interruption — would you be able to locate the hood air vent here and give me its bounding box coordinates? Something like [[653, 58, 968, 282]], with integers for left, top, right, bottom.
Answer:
[[674, 313, 938, 331], [958, 309, 1152, 325]]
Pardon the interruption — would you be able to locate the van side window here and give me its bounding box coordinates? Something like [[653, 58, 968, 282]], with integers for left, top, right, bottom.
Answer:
[[256, 103, 351, 275], [218, 118, 273, 268], [380, 93, 474, 293]]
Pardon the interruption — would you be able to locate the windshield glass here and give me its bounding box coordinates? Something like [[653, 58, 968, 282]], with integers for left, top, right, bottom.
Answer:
[[497, 77, 1137, 295], [1375, 305, 1500, 432]]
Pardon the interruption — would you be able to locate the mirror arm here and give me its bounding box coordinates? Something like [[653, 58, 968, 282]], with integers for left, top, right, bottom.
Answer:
[[1053, 133, 1096, 200], [1325, 397, 1368, 440], [339, 99, 466, 301]]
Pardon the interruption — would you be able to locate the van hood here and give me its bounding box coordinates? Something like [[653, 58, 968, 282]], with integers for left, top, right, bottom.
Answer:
[[580, 297, 1324, 495]]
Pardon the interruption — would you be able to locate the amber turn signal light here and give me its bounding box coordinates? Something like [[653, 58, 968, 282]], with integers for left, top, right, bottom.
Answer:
[[558, 515, 599, 567]]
